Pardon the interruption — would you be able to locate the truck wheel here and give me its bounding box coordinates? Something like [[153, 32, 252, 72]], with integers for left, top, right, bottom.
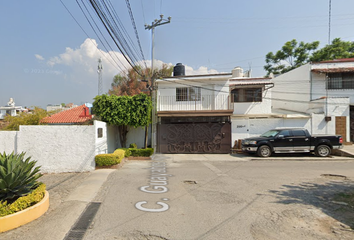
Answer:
[[315, 145, 331, 157], [257, 145, 271, 158]]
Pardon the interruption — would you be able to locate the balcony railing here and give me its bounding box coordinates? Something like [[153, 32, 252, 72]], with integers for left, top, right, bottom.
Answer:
[[157, 94, 233, 111]]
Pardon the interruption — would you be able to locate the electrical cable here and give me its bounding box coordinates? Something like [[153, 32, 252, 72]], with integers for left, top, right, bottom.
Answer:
[[59, 0, 121, 71]]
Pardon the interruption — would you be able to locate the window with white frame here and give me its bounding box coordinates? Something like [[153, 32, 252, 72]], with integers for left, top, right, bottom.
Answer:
[[231, 87, 262, 103], [328, 72, 354, 89], [176, 87, 201, 101]]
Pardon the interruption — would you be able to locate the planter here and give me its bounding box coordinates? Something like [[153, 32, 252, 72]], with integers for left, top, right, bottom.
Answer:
[[0, 191, 49, 233]]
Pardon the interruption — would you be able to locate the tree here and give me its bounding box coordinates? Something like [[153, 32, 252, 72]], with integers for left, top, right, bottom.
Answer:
[[310, 38, 354, 62], [2, 107, 49, 131], [109, 64, 173, 96], [92, 93, 152, 148], [264, 39, 319, 75]]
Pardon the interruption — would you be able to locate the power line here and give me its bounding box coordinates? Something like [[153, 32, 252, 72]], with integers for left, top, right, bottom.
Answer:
[[59, 0, 121, 72]]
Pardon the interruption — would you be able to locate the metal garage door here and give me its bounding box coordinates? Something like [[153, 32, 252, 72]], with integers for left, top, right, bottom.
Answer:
[[158, 122, 231, 154]]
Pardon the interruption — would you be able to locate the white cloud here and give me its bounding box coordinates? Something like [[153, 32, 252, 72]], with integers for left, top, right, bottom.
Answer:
[[35, 54, 45, 61], [47, 38, 219, 93]]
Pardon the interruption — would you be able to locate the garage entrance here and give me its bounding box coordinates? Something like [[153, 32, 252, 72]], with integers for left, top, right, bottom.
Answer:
[[158, 116, 231, 154]]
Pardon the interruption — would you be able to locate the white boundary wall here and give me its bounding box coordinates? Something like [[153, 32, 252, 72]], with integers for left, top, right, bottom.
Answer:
[[0, 120, 109, 173]]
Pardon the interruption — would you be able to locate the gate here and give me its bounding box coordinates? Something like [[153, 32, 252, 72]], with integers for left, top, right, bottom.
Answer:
[[158, 122, 231, 154]]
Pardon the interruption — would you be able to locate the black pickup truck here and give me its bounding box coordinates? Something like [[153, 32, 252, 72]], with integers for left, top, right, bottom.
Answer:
[[241, 128, 343, 157]]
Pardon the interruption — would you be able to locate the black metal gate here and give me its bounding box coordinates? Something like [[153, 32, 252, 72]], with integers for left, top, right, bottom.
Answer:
[[158, 122, 231, 154]]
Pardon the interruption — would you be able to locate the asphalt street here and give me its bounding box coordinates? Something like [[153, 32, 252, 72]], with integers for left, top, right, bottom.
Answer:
[[82, 154, 354, 240]]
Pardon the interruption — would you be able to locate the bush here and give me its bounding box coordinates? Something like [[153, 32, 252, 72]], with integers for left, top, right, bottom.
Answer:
[[95, 149, 125, 167], [129, 143, 137, 149], [0, 183, 46, 217], [120, 148, 132, 157], [129, 148, 154, 157], [0, 152, 42, 202]]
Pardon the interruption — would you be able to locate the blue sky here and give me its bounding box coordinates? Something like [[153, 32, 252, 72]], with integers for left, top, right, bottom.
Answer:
[[1, 0, 354, 108]]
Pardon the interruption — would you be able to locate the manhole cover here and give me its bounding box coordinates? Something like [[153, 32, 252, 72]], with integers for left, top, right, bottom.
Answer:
[[321, 174, 348, 180], [183, 180, 197, 184]]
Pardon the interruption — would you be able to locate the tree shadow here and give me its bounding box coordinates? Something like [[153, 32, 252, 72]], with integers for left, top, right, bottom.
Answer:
[[269, 177, 354, 229]]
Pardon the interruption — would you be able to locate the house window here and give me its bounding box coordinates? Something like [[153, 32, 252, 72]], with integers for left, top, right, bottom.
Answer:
[[231, 88, 262, 102], [176, 87, 201, 101], [328, 72, 354, 89]]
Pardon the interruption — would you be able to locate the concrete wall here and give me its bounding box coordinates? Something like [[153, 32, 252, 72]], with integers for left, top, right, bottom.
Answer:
[[0, 120, 111, 173], [272, 64, 311, 112], [0, 131, 17, 153], [231, 117, 311, 142]]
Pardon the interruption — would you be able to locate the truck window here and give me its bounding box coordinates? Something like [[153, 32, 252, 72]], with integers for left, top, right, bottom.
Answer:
[[279, 130, 291, 137], [292, 130, 306, 137]]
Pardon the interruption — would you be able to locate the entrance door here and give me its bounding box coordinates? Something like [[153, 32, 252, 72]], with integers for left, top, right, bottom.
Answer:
[[336, 116, 347, 143], [158, 122, 231, 154]]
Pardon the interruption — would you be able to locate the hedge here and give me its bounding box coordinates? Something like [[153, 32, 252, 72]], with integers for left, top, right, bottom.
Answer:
[[0, 183, 46, 217], [95, 149, 125, 167], [129, 148, 154, 157]]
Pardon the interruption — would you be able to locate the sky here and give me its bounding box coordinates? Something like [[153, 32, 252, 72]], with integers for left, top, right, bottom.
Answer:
[[1, 0, 354, 108]]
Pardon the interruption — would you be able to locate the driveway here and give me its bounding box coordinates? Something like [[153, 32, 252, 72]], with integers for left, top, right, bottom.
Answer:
[[83, 154, 354, 240]]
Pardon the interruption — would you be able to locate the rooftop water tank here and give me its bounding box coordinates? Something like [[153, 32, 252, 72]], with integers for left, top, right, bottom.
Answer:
[[174, 63, 185, 76], [232, 67, 243, 78]]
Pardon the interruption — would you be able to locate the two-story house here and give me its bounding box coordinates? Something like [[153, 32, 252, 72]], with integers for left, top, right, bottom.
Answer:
[[272, 58, 354, 142], [156, 64, 310, 154]]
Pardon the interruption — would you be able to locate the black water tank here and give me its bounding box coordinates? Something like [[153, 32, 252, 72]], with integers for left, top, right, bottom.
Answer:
[[173, 63, 185, 76]]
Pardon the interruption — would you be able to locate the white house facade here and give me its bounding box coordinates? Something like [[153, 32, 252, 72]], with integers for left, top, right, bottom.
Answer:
[[272, 58, 354, 142], [156, 64, 313, 154]]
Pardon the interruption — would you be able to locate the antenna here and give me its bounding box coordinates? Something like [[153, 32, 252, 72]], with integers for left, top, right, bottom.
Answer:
[[97, 58, 103, 95], [328, 0, 332, 44]]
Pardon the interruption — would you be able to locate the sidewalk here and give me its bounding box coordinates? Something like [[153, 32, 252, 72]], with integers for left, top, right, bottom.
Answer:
[[336, 144, 354, 157], [0, 169, 116, 240]]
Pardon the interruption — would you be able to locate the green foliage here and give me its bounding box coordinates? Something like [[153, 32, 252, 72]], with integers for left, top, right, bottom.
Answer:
[[95, 149, 125, 167], [264, 39, 319, 75], [310, 38, 354, 62], [3, 107, 49, 131], [0, 152, 42, 202], [0, 183, 46, 217], [129, 143, 137, 149], [129, 148, 154, 157], [109, 64, 173, 96], [92, 93, 152, 147], [120, 148, 132, 157]]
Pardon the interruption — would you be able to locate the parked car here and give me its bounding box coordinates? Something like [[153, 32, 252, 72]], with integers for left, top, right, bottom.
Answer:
[[241, 128, 343, 157]]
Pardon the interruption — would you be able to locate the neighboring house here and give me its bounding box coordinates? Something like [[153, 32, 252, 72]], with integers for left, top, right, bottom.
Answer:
[[156, 64, 310, 154], [42, 104, 92, 125], [46, 103, 78, 112], [272, 58, 354, 142], [0, 98, 27, 120]]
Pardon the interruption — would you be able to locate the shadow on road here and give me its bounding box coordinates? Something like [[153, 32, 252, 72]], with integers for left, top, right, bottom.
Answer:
[[269, 178, 354, 229]]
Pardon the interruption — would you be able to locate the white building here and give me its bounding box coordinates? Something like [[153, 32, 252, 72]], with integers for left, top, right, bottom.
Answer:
[[0, 98, 26, 120], [156, 64, 312, 154], [272, 58, 354, 142]]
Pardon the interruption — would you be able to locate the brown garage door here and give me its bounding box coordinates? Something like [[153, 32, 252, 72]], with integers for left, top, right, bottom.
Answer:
[[158, 122, 231, 154]]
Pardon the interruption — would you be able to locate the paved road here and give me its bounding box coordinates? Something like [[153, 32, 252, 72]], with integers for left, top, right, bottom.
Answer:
[[83, 154, 354, 240]]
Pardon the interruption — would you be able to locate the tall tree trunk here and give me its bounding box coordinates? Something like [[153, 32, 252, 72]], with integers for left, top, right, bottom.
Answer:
[[118, 125, 128, 148], [144, 125, 148, 149]]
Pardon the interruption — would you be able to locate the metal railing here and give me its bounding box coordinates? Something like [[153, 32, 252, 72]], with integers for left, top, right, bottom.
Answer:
[[158, 94, 233, 111]]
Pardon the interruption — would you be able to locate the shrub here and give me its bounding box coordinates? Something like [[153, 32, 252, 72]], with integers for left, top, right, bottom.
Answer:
[[129, 143, 137, 149], [129, 148, 154, 157], [0, 183, 46, 217], [95, 149, 125, 167], [0, 152, 42, 202], [120, 148, 132, 157]]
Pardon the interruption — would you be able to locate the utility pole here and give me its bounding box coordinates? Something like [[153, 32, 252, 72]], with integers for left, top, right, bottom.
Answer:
[[97, 58, 103, 95], [145, 14, 171, 151]]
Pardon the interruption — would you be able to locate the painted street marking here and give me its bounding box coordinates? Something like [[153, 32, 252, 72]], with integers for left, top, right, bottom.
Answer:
[[203, 162, 228, 177]]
